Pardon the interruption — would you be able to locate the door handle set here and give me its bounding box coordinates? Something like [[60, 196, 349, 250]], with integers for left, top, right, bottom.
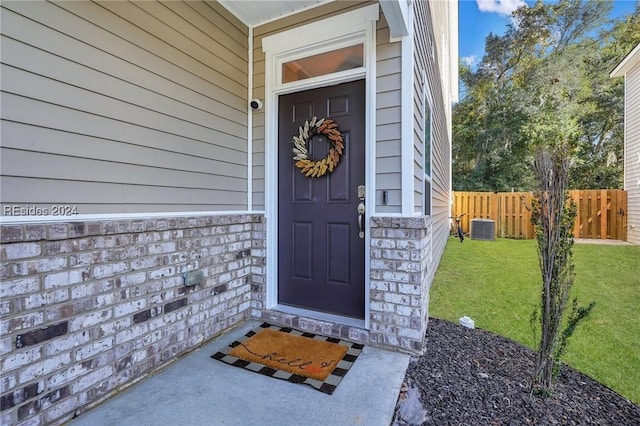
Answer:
[[357, 185, 365, 239]]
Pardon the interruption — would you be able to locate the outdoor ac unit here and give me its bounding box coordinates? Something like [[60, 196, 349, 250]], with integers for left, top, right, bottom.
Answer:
[[471, 219, 495, 241]]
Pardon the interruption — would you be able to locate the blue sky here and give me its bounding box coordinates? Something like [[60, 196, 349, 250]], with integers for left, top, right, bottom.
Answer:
[[459, 0, 638, 68]]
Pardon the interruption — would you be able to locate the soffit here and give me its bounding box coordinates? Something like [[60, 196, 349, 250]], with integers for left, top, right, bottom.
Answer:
[[218, 0, 330, 27]]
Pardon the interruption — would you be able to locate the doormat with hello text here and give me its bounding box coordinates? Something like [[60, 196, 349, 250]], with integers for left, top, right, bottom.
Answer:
[[211, 322, 364, 395]]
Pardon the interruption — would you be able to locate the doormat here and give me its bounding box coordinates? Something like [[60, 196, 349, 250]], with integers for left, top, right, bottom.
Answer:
[[211, 322, 364, 394]]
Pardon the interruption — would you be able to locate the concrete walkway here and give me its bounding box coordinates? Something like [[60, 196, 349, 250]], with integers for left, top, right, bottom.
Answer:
[[70, 320, 410, 426]]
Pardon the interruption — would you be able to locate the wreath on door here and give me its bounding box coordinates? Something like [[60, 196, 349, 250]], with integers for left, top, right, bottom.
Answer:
[[292, 117, 344, 178]]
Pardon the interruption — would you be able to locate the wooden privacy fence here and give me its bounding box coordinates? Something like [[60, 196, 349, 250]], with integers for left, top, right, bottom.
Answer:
[[452, 190, 627, 241]]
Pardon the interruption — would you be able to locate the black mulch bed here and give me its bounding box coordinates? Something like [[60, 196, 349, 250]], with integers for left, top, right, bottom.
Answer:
[[396, 318, 640, 425]]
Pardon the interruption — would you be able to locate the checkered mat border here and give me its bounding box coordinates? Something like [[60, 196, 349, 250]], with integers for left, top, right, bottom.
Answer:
[[211, 322, 364, 395]]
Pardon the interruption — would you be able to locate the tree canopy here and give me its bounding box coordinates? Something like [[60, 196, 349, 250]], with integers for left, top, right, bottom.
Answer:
[[453, 0, 640, 191]]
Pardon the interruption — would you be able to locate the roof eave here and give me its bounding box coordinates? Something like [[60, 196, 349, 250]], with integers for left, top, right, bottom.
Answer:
[[611, 42, 640, 78]]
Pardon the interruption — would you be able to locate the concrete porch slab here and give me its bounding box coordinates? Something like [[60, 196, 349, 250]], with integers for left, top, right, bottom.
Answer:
[[70, 320, 410, 426]]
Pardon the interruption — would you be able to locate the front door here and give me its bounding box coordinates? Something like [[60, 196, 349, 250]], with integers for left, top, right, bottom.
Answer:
[[278, 80, 366, 319]]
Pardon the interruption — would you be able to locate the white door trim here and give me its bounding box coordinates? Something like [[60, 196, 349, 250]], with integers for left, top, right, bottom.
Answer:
[[262, 4, 379, 328]]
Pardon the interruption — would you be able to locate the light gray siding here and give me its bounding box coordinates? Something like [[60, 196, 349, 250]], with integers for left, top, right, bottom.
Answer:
[[413, 0, 452, 259], [625, 62, 640, 244], [0, 0, 249, 215], [375, 15, 403, 213]]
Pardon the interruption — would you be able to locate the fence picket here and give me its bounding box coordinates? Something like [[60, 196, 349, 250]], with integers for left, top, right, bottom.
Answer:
[[452, 189, 627, 241]]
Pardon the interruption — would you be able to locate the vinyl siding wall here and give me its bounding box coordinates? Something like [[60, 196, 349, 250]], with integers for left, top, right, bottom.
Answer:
[[625, 62, 640, 244], [375, 13, 403, 213], [413, 1, 452, 257], [251, 0, 403, 214], [0, 1, 249, 215]]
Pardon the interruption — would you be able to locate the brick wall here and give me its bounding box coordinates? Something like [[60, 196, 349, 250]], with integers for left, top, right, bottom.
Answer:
[[369, 216, 432, 353], [1, 213, 436, 425], [0, 214, 261, 425]]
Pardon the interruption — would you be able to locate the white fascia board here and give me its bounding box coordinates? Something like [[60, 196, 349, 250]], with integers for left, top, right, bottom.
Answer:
[[611, 42, 640, 78], [379, 0, 410, 39], [449, 0, 459, 103]]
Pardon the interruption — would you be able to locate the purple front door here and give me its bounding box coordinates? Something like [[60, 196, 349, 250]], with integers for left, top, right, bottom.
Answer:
[[278, 80, 366, 319]]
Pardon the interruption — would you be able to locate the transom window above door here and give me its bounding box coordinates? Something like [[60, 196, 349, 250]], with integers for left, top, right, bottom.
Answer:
[[282, 44, 364, 83]]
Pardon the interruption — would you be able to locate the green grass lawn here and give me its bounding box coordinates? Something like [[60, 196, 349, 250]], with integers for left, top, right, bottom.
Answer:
[[429, 237, 640, 405]]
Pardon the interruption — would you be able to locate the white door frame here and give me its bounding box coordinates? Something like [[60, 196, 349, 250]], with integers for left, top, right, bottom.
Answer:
[[261, 4, 379, 328]]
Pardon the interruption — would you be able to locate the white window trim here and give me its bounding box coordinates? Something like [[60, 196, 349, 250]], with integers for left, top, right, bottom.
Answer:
[[422, 69, 433, 217], [261, 4, 379, 328]]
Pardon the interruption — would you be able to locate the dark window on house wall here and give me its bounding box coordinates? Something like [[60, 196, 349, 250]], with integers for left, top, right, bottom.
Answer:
[[423, 72, 432, 216]]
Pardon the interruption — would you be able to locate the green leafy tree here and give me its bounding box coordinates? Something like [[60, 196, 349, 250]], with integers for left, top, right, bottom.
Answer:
[[453, 0, 640, 191]]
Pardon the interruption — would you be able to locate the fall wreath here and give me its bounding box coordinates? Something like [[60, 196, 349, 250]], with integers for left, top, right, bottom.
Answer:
[[292, 117, 344, 177]]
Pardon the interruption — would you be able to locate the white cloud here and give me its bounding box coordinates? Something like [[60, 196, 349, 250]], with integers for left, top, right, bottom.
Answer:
[[476, 0, 527, 16], [461, 55, 478, 67]]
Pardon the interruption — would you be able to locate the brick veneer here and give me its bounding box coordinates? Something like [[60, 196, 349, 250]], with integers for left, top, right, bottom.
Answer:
[[1, 213, 435, 425], [1, 215, 259, 425], [369, 216, 432, 353]]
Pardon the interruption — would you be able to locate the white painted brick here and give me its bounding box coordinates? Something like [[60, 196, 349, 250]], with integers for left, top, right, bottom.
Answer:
[[148, 242, 176, 254], [13, 256, 67, 276], [370, 281, 390, 291], [1, 347, 42, 372], [398, 327, 423, 339], [147, 266, 176, 280], [1, 372, 17, 393], [98, 318, 132, 337], [71, 280, 112, 299], [45, 331, 91, 356], [0, 276, 40, 298], [397, 261, 421, 272], [398, 283, 421, 295], [69, 309, 113, 331], [381, 249, 411, 260], [44, 395, 80, 424], [114, 299, 146, 318], [16, 413, 43, 426], [117, 272, 147, 287], [19, 352, 70, 383], [383, 293, 410, 305], [93, 262, 129, 279], [115, 323, 149, 345], [2, 242, 41, 260], [44, 268, 90, 289], [381, 270, 410, 282], [370, 301, 395, 313], [0, 312, 44, 334], [0, 335, 12, 355], [396, 305, 420, 316], [0, 300, 10, 315], [371, 238, 395, 249], [75, 338, 114, 361], [396, 239, 418, 249], [23, 289, 70, 309], [71, 365, 114, 393], [46, 362, 92, 388], [1, 412, 13, 426]]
